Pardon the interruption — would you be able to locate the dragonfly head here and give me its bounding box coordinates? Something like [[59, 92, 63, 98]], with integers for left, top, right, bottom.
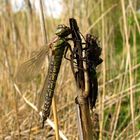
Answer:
[[55, 24, 71, 37]]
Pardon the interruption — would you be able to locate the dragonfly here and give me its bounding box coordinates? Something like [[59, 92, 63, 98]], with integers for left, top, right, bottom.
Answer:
[[15, 24, 72, 128]]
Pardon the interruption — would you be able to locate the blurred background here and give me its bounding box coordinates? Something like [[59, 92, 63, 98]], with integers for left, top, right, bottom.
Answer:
[[0, 0, 140, 139]]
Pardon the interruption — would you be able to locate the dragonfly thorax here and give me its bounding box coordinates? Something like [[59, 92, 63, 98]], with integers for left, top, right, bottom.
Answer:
[[53, 38, 66, 51], [55, 24, 71, 38]]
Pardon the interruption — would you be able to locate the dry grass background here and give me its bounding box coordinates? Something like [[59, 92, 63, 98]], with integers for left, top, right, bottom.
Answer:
[[0, 0, 140, 139]]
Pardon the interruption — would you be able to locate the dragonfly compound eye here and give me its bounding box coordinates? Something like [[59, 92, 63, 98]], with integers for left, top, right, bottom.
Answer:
[[55, 24, 71, 37]]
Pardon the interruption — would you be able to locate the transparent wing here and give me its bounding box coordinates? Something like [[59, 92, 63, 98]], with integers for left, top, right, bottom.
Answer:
[[15, 46, 49, 83], [37, 76, 49, 111]]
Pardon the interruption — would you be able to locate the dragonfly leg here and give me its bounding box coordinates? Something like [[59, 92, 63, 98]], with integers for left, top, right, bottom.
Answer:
[[64, 43, 81, 78], [63, 45, 71, 61], [64, 43, 76, 61]]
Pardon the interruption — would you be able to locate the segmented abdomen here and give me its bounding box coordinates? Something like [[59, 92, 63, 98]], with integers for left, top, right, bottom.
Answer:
[[41, 44, 65, 127]]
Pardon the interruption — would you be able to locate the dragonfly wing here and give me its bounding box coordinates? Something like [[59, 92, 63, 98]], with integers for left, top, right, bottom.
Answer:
[[37, 76, 49, 111], [15, 46, 49, 83], [37, 56, 54, 111]]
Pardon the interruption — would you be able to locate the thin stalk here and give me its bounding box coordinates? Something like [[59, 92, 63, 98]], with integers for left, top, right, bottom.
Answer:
[[76, 101, 84, 140], [99, 0, 105, 139], [70, 0, 74, 17], [76, 96, 93, 140], [110, 65, 127, 139], [52, 96, 60, 140], [121, 0, 135, 139], [128, 0, 140, 34], [25, 0, 33, 48], [39, 0, 47, 44], [130, 0, 137, 85]]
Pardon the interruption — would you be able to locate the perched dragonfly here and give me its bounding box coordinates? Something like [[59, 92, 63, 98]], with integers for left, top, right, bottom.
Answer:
[[16, 24, 72, 127]]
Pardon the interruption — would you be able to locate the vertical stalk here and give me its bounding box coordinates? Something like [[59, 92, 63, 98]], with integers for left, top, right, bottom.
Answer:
[[131, 0, 137, 106], [128, 0, 140, 34], [52, 96, 60, 140], [70, 0, 74, 17], [121, 0, 135, 139], [25, 0, 33, 47], [76, 96, 93, 139], [39, 0, 48, 44], [100, 0, 105, 139], [69, 18, 93, 140]]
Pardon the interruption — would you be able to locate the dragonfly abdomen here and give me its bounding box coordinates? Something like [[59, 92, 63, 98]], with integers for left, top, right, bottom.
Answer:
[[41, 44, 65, 127]]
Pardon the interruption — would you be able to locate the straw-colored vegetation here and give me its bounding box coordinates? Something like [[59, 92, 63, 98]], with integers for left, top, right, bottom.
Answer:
[[0, 0, 140, 139]]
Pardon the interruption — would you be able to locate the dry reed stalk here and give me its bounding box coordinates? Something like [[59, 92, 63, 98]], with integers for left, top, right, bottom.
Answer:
[[110, 68, 127, 139], [25, 0, 33, 47], [128, 0, 140, 34], [121, 0, 135, 140], [99, 0, 105, 139], [70, 0, 74, 17], [39, 0, 48, 44], [52, 96, 60, 140]]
